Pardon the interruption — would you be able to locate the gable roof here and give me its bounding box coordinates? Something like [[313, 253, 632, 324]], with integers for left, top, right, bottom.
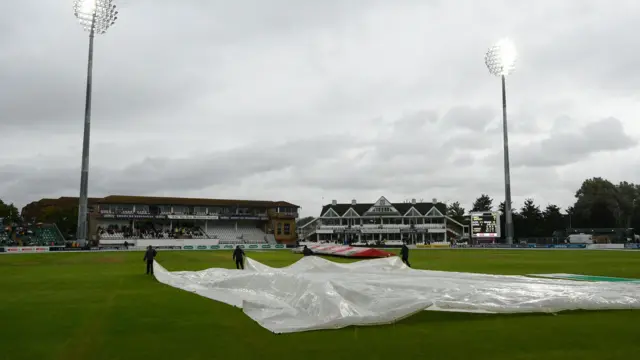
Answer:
[[425, 206, 444, 217], [97, 195, 297, 208], [404, 207, 422, 217], [362, 196, 401, 215], [342, 208, 360, 217], [23, 195, 298, 210], [319, 198, 446, 217], [321, 207, 341, 217]]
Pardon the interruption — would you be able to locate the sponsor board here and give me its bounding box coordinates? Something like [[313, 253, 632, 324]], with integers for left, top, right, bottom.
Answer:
[[2, 246, 49, 253], [625, 243, 640, 249], [134, 245, 182, 251], [218, 215, 268, 221], [99, 213, 167, 220], [478, 244, 539, 248], [530, 273, 640, 283], [2, 244, 288, 254], [49, 246, 85, 252], [587, 244, 625, 250], [182, 244, 285, 250], [416, 244, 451, 249], [546, 244, 587, 249], [471, 244, 519, 249], [167, 215, 219, 220]]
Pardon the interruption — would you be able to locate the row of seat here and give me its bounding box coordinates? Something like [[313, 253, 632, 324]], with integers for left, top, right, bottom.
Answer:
[[0, 227, 65, 246], [98, 226, 266, 243], [321, 223, 446, 229], [100, 231, 208, 240], [205, 226, 266, 243]]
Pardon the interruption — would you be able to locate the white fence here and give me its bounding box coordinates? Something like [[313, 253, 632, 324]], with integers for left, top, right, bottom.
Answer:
[[1, 243, 288, 254]]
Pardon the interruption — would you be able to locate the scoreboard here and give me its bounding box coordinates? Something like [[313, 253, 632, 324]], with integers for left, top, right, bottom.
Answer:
[[470, 212, 500, 238]]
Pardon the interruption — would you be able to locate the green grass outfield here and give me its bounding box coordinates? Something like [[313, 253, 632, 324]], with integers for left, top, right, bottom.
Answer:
[[1, 250, 640, 360]]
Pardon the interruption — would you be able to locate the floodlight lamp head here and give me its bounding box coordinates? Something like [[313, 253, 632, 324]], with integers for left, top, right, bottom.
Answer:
[[485, 38, 517, 77], [73, 0, 118, 35]]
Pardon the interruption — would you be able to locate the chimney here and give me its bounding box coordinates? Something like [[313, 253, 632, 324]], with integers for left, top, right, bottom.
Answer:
[[351, 199, 357, 205], [411, 198, 416, 204], [432, 198, 437, 203], [331, 200, 337, 206]]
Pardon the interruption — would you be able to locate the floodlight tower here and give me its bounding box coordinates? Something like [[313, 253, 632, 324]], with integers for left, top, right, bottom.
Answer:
[[485, 38, 517, 245], [73, 0, 118, 245]]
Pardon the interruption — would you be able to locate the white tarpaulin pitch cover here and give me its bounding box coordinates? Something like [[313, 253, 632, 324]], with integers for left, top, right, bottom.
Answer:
[[153, 256, 640, 334]]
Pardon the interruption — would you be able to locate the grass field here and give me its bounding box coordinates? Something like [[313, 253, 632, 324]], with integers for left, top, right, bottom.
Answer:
[[1, 249, 640, 360]]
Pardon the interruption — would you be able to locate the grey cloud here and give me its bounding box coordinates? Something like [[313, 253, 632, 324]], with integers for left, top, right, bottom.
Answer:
[[2, 0, 640, 218], [439, 106, 497, 132], [0, 135, 355, 206], [485, 111, 542, 135], [522, 1, 640, 94], [550, 115, 575, 132], [443, 132, 494, 150], [508, 117, 637, 167], [451, 154, 475, 166], [395, 110, 439, 130], [0, 0, 381, 132], [295, 151, 564, 202]]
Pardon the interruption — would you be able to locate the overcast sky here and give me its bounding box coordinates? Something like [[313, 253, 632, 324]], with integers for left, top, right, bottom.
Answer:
[[1, 0, 639, 217]]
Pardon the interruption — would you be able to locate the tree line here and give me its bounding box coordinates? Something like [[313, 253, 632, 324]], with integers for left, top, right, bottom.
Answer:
[[447, 177, 640, 238], [297, 177, 640, 238], [0, 200, 20, 226], [2, 199, 77, 238], [3, 177, 638, 239]]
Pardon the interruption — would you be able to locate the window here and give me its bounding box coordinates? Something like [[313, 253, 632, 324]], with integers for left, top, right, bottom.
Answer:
[[135, 205, 149, 213], [277, 222, 282, 235], [284, 223, 291, 235], [116, 204, 134, 212], [173, 206, 188, 214]]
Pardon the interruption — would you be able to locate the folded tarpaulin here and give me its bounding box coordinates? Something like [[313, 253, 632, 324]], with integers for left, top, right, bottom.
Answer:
[[292, 244, 395, 258], [153, 256, 640, 334]]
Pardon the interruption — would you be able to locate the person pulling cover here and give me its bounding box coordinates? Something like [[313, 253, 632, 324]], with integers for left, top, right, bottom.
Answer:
[[233, 246, 245, 269], [400, 242, 411, 267], [143, 245, 157, 275], [302, 245, 314, 256]]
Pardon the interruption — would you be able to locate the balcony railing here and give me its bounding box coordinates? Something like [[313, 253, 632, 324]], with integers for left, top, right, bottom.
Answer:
[[318, 223, 446, 230], [268, 210, 298, 218]]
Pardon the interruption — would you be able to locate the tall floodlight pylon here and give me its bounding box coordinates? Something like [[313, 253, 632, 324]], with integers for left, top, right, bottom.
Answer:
[[73, 0, 119, 245], [485, 38, 517, 245]]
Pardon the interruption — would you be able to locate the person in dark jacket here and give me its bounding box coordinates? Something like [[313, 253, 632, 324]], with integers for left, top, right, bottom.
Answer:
[[143, 245, 157, 275], [302, 245, 313, 256], [400, 242, 411, 267], [233, 246, 245, 269]]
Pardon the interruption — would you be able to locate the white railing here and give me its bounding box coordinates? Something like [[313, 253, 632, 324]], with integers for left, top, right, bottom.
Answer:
[[318, 223, 446, 230]]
